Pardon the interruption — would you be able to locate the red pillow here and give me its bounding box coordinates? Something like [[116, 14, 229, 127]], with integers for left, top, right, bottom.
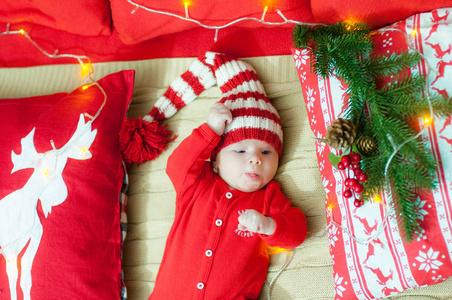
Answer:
[[0, 0, 111, 36], [0, 70, 134, 299], [311, 0, 452, 29], [110, 0, 314, 44], [293, 8, 452, 299]]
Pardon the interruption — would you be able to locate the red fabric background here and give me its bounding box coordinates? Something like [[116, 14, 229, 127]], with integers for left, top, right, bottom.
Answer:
[[110, 0, 314, 44], [1, 1, 450, 68], [0, 0, 111, 36], [0, 70, 134, 300], [0, 22, 298, 68]]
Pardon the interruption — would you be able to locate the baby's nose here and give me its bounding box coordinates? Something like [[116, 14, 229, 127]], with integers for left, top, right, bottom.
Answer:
[[249, 154, 261, 165]]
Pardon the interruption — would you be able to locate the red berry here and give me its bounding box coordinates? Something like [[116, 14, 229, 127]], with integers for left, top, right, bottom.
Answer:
[[343, 189, 353, 198], [354, 183, 364, 194], [337, 162, 345, 170], [341, 155, 351, 168], [357, 173, 368, 182], [345, 178, 352, 187], [348, 178, 358, 187], [354, 199, 363, 207], [350, 153, 361, 163], [353, 168, 362, 175], [354, 199, 364, 207], [352, 162, 360, 168]]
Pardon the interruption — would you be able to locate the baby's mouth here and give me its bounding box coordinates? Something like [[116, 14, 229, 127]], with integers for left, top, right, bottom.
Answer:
[[246, 172, 260, 180]]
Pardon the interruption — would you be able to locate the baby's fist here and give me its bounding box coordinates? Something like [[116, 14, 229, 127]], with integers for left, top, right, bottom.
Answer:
[[207, 103, 232, 136], [238, 209, 275, 236]]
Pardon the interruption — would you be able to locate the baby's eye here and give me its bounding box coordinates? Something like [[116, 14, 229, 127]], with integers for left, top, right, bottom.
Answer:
[[261, 150, 271, 155], [235, 150, 245, 153]]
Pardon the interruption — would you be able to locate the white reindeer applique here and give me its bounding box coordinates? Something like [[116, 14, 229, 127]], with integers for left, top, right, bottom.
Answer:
[[0, 114, 97, 300]]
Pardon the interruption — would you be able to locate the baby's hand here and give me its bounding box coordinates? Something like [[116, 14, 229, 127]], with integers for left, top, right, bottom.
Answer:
[[238, 209, 276, 236], [207, 103, 232, 136]]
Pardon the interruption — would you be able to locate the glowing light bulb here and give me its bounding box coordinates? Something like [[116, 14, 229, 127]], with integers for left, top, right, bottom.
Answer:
[[81, 63, 92, 76], [82, 84, 90, 90], [183, 0, 192, 10], [80, 147, 87, 154], [19, 29, 26, 35], [373, 195, 382, 203], [183, 1, 191, 18], [423, 117, 432, 125], [327, 203, 335, 213], [410, 29, 416, 37], [344, 17, 359, 31], [260, 5, 269, 21], [81, 64, 89, 73], [43, 169, 49, 176], [267, 246, 290, 255]]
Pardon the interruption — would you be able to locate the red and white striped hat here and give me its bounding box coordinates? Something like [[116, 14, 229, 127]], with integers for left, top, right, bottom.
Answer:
[[207, 52, 283, 158], [120, 52, 282, 165]]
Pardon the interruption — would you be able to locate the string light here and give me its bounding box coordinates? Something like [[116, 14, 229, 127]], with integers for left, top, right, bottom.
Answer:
[[327, 202, 335, 212], [372, 194, 382, 203], [1, 24, 95, 80], [0, 24, 108, 176], [261, 6, 268, 21], [267, 249, 294, 300], [81, 63, 93, 77], [1, 23, 107, 115], [344, 17, 359, 31], [184, 1, 190, 19], [126, 0, 328, 42], [267, 246, 290, 255]]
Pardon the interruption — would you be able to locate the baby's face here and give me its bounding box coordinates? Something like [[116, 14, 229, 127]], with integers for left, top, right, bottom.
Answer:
[[213, 139, 279, 192]]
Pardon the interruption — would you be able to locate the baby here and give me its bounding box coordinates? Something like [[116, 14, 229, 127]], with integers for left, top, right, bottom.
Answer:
[[149, 52, 307, 300]]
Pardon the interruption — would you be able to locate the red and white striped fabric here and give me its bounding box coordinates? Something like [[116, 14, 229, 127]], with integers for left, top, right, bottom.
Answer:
[[144, 51, 283, 158], [143, 53, 217, 123], [292, 7, 452, 299]]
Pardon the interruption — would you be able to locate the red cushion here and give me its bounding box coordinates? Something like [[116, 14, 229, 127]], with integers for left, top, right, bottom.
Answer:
[[110, 0, 314, 44], [0, 70, 134, 299], [311, 0, 452, 29], [292, 7, 452, 299], [0, 0, 111, 36]]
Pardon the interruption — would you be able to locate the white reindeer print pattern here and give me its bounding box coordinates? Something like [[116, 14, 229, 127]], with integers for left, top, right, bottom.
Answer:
[[0, 114, 97, 300]]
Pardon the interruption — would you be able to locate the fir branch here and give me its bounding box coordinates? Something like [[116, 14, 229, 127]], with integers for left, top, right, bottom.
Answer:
[[361, 154, 387, 200], [292, 25, 312, 48], [364, 52, 422, 79], [292, 21, 452, 241], [429, 95, 452, 118], [399, 160, 437, 191], [389, 167, 423, 241], [381, 75, 426, 101], [372, 95, 452, 120]]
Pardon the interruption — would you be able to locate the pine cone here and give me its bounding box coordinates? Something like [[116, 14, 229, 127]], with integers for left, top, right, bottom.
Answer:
[[326, 118, 356, 150], [356, 135, 377, 156]]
